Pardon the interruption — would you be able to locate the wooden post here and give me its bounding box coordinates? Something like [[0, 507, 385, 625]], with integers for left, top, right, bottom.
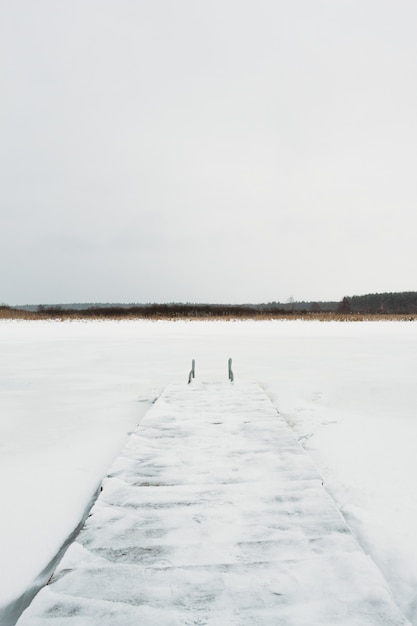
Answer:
[[188, 359, 196, 384]]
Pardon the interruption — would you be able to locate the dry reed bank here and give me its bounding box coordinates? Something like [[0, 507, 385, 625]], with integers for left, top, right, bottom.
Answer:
[[0, 306, 415, 322]]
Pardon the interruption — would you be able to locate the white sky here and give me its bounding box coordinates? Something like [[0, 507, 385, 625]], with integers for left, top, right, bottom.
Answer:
[[1, 0, 417, 305]]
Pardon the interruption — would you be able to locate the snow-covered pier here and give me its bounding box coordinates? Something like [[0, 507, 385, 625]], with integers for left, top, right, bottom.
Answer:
[[18, 382, 410, 625]]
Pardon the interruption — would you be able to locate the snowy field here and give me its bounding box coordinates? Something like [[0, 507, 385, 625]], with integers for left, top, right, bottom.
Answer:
[[1, 319, 417, 624]]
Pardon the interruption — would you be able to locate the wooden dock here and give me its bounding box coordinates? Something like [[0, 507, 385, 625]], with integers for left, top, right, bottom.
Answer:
[[18, 382, 410, 625]]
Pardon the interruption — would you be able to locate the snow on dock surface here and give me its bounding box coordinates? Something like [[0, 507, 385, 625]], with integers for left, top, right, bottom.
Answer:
[[18, 382, 410, 626]]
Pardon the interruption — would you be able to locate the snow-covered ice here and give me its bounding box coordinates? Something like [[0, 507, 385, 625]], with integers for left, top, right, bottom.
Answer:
[[1, 320, 417, 624], [16, 382, 411, 625]]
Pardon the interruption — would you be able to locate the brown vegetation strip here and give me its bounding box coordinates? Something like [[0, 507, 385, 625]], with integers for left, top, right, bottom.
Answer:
[[0, 306, 415, 322]]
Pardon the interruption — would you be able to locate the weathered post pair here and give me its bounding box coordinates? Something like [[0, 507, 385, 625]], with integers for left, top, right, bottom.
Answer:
[[187, 358, 234, 383]]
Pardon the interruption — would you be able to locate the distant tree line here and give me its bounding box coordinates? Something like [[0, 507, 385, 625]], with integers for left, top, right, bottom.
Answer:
[[338, 292, 417, 314], [3, 292, 417, 318], [33, 303, 291, 318]]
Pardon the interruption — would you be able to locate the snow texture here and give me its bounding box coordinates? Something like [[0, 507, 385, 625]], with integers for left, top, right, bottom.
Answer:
[[17, 382, 409, 625], [2, 320, 417, 624]]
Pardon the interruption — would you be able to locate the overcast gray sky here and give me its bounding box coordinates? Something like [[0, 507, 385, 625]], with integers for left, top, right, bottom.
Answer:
[[2, 1, 417, 305]]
